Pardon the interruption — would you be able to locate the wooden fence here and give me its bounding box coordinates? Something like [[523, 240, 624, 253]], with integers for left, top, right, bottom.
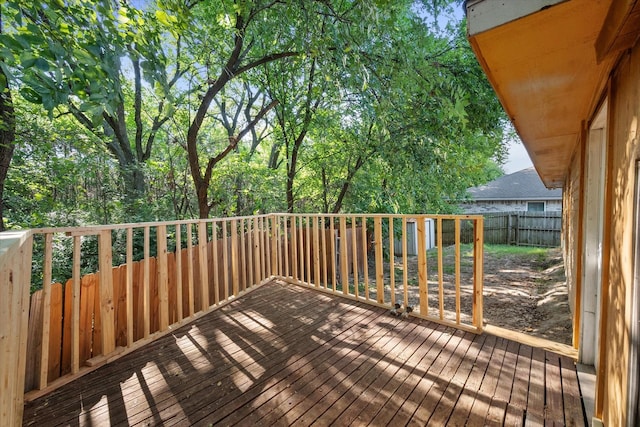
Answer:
[[1, 213, 485, 426], [440, 211, 562, 247]]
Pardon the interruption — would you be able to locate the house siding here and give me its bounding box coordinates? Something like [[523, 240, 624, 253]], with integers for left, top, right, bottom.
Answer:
[[598, 47, 640, 427], [563, 44, 640, 427], [460, 199, 562, 213]]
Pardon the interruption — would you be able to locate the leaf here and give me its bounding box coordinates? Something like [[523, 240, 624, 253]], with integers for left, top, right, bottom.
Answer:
[[0, 34, 26, 52], [34, 58, 50, 71], [20, 86, 42, 104], [155, 10, 173, 26]]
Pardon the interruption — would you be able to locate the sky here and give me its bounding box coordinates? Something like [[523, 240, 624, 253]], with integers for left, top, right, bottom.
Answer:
[[503, 139, 533, 174]]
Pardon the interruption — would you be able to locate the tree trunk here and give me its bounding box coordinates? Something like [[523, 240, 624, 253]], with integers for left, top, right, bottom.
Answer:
[[0, 66, 15, 232]]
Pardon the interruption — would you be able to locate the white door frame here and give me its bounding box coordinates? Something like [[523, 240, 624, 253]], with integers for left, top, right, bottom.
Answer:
[[579, 101, 607, 366]]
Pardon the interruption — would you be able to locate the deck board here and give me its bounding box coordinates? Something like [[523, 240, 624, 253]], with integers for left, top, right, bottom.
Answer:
[[23, 280, 586, 427]]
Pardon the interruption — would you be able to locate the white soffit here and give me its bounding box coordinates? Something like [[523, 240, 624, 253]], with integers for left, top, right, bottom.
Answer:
[[467, 0, 569, 36]]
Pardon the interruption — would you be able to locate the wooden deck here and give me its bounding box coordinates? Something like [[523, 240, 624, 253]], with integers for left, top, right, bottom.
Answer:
[[23, 280, 586, 426]]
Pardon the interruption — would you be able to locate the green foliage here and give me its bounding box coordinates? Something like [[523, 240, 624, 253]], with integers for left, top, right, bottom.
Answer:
[[3, 0, 508, 236]]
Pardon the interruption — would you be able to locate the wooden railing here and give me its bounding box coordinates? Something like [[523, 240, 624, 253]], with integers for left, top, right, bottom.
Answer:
[[272, 214, 484, 332], [0, 213, 483, 426], [0, 231, 33, 426]]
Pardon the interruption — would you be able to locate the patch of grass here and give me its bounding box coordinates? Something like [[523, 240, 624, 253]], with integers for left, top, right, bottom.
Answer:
[[427, 244, 550, 264], [482, 244, 548, 258]]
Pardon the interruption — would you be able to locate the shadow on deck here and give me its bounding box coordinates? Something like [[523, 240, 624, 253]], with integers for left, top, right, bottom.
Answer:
[[23, 280, 585, 426]]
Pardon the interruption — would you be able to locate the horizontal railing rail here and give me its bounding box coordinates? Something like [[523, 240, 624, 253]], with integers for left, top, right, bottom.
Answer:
[[0, 212, 483, 426]]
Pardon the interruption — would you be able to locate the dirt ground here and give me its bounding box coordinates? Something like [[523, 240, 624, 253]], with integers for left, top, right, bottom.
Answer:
[[369, 246, 573, 345], [481, 247, 573, 345]]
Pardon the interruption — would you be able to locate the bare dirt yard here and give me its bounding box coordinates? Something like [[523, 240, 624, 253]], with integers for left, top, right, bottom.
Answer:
[[371, 245, 573, 345], [480, 246, 572, 345]]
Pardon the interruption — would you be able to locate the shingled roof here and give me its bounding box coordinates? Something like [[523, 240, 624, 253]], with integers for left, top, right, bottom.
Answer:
[[467, 167, 562, 201]]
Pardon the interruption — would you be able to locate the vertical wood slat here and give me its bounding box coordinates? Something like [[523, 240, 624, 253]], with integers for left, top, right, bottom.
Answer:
[[437, 218, 444, 320], [198, 222, 209, 310], [305, 216, 311, 284], [361, 216, 369, 301], [143, 226, 150, 338], [38, 233, 53, 390], [98, 230, 115, 355], [283, 216, 290, 278], [330, 217, 336, 291], [351, 216, 359, 297], [264, 216, 272, 278], [231, 219, 239, 297], [157, 225, 169, 332], [374, 217, 384, 304], [417, 217, 428, 316], [321, 216, 328, 288], [271, 216, 278, 279], [72, 236, 82, 374], [297, 217, 304, 284], [254, 217, 262, 283], [212, 222, 220, 305], [222, 220, 229, 301], [186, 223, 195, 317], [247, 219, 254, 287], [240, 219, 247, 291], [260, 217, 267, 281], [290, 216, 297, 282], [340, 217, 349, 295], [402, 217, 409, 308], [473, 218, 484, 331], [313, 216, 321, 287], [455, 219, 461, 324], [175, 225, 183, 321], [388, 217, 395, 305]]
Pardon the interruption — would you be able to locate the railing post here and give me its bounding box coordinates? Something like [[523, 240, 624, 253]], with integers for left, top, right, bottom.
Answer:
[[143, 226, 150, 337], [290, 216, 298, 281], [222, 220, 229, 301], [340, 217, 349, 295], [437, 218, 444, 320], [417, 217, 428, 316], [351, 216, 359, 297], [212, 221, 219, 304], [98, 230, 116, 355], [455, 219, 461, 324], [0, 231, 33, 426], [473, 217, 485, 331], [157, 225, 169, 331], [313, 216, 321, 287], [72, 235, 82, 372], [374, 217, 384, 304], [198, 222, 210, 310], [186, 223, 195, 316], [38, 233, 53, 390], [175, 225, 183, 321], [254, 217, 261, 283], [270, 215, 278, 278], [231, 219, 239, 297]]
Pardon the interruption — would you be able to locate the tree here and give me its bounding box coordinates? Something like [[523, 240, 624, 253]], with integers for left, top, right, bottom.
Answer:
[[0, 8, 15, 231], [0, 0, 182, 205]]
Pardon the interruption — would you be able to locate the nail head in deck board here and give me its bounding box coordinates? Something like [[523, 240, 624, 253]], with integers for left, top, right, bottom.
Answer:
[[22, 282, 586, 427]]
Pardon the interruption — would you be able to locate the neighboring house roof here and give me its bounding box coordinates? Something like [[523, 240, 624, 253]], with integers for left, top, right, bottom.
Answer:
[[466, 168, 562, 201]]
